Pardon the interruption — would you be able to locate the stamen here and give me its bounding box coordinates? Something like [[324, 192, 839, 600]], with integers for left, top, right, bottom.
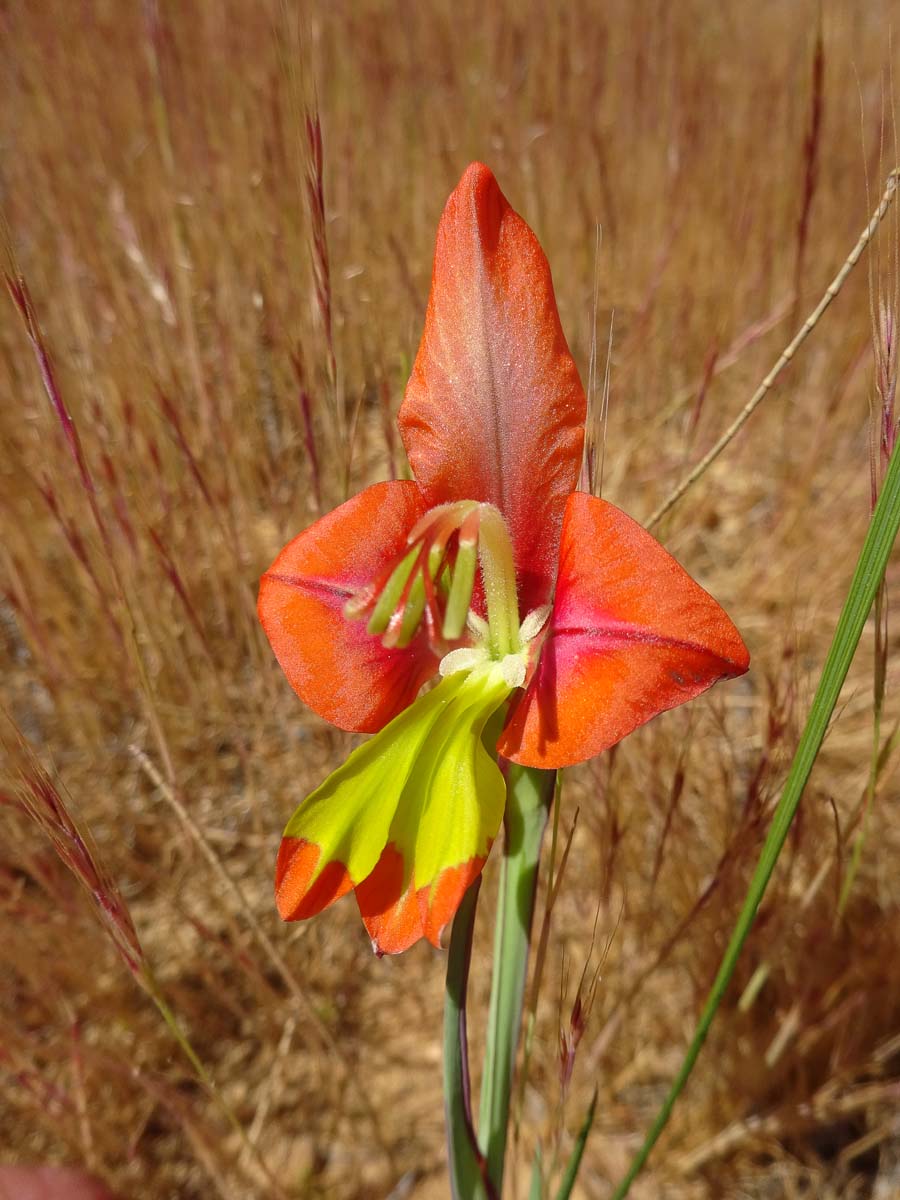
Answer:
[[477, 504, 522, 659], [519, 604, 552, 644], [467, 611, 490, 640], [442, 509, 480, 639], [390, 571, 427, 648], [366, 545, 419, 636], [351, 499, 522, 664], [421, 543, 449, 643], [407, 500, 478, 547], [499, 652, 527, 689], [343, 592, 373, 622], [439, 646, 487, 677]]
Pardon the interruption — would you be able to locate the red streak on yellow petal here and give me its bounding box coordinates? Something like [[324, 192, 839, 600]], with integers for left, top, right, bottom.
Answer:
[[275, 836, 353, 922], [355, 843, 488, 955]]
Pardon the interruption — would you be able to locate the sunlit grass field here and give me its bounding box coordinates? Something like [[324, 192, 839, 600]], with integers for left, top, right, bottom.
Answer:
[[3, 2, 900, 1196]]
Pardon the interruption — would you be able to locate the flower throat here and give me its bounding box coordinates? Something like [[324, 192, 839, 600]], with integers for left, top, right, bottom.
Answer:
[[343, 501, 525, 664]]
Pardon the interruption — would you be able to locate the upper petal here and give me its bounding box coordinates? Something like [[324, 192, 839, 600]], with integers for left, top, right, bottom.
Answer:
[[258, 480, 439, 733], [498, 493, 750, 768], [398, 163, 587, 615]]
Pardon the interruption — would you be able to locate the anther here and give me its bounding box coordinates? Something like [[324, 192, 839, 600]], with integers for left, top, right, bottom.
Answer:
[[442, 508, 480, 640], [345, 499, 521, 662], [385, 570, 427, 649], [366, 545, 419, 636]]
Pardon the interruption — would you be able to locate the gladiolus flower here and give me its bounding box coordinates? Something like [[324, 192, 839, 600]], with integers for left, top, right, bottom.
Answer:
[[259, 163, 749, 954]]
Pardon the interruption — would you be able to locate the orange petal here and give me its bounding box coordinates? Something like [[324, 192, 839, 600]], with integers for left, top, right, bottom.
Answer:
[[355, 843, 488, 955], [258, 481, 439, 732], [275, 836, 353, 921], [399, 163, 586, 615], [499, 493, 750, 768]]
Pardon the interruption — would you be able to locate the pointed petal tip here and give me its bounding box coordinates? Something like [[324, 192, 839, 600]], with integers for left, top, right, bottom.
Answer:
[[454, 161, 505, 211], [458, 160, 495, 188], [499, 493, 751, 769], [400, 162, 586, 615], [731, 636, 751, 676], [357, 845, 490, 955], [274, 836, 353, 922]]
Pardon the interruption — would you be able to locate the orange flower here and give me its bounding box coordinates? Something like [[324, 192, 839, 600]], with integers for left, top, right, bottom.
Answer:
[[259, 164, 749, 953]]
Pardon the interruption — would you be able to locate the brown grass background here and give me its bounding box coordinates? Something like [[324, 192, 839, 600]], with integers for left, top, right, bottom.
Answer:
[[2, 1, 900, 1197]]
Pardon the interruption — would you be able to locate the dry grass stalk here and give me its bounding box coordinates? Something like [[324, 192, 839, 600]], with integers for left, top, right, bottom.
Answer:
[[648, 166, 900, 532]]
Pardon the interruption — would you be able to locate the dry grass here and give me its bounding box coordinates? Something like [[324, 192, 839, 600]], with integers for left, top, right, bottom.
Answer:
[[2, 1, 900, 1197]]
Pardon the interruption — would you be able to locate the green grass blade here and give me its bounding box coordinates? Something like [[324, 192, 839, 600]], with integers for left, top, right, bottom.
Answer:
[[479, 764, 555, 1194], [444, 879, 490, 1200], [528, 1145, 544, 1200], [611, 439, 900, 1200], [555, 1089, 598, 1200]]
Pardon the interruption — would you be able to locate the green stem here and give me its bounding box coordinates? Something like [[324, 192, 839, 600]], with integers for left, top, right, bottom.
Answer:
[[444, 879, 491, 1200], [611, 437, 900, 1199], [554, 1089, 598, 1200], [479, 764, 555, 1194]]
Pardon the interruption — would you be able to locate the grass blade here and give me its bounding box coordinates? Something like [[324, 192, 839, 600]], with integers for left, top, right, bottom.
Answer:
[[528, 1146, 544, 1200], [555, 1089, 597, 1200], [611, 437, 900, 1199]]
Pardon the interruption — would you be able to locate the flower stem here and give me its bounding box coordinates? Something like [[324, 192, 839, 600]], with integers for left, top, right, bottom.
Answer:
[[444, 879, 492, 1200], [478, 764, 555, 1194]]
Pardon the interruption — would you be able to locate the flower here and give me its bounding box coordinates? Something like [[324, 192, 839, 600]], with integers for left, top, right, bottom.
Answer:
[[258, 163, 749, 954]]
